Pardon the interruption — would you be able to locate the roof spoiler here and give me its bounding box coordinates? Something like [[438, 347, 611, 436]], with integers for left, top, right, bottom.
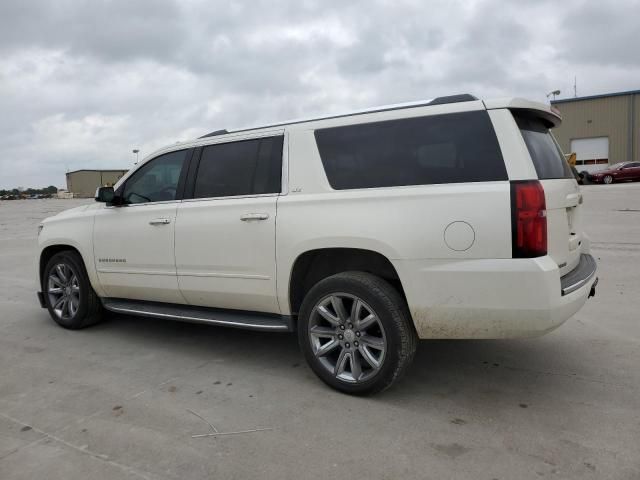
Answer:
[[483, 98, 562, 127]]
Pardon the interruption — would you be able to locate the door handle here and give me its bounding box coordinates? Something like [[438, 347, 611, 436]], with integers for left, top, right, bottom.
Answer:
[[240, 213, 269, 221], [149, 218, 171, 225]]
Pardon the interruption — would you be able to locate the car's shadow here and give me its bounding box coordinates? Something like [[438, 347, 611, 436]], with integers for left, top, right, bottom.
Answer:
[[93, 312, 303, 370], [89, 312, 588, 408]]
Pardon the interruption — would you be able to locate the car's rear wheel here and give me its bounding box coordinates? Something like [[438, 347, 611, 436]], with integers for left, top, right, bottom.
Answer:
[[604, 175, 613, 184], [43, 251, 103, 329], [298, 272, 417, 395]]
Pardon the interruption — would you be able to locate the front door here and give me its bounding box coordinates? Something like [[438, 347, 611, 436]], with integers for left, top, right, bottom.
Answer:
[[619, 162, 640, 181], [93, 149, 190, 303], [175, 134, 284, 314]]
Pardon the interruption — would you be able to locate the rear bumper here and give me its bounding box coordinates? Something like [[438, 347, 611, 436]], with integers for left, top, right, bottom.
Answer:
[[561, 254, 597, 296], [393, 254, 598, 339]]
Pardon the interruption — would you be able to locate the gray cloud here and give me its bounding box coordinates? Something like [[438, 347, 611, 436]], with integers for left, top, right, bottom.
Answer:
[[0, 0, 638, 188], [558, 1, 640, 67], [0, 0, 185, 62]]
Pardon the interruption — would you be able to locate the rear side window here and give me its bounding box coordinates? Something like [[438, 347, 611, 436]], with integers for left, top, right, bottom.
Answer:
[[314, 111, 506, 190], [513, 112, 573, 180], [193, 136, 283, 198]]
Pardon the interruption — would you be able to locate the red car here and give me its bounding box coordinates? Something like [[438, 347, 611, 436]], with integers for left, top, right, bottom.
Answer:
[[589, 162, 640, 184]]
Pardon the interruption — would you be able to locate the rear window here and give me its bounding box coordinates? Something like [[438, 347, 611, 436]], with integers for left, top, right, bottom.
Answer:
[[513, 112, 573, 180], [314, 111, 507, 190]]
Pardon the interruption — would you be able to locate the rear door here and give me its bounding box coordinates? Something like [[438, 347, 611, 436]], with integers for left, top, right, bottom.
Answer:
[[174, 134, 284, 314], [513, 112, 582, 275]]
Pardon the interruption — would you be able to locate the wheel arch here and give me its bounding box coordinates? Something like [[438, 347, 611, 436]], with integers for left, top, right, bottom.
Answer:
[[39, 245, 87, 290], [287, 247, 407, 317]]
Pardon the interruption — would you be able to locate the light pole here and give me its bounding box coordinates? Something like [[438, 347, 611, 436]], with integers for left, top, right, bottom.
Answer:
[[132, 149, 140, 164], [546, 90, 561, 102]]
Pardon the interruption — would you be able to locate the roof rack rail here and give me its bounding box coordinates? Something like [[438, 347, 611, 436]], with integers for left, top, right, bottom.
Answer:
[[427, 94, 478, 106], [199, 129, 228, 139], [196, 94, 478, 138]]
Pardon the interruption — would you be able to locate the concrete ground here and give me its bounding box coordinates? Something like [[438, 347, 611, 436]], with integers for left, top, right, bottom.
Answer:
[[0, 186, 639, 480]]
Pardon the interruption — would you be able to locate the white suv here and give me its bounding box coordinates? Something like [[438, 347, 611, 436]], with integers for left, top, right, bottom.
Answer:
[[36, 94, 598, 394]]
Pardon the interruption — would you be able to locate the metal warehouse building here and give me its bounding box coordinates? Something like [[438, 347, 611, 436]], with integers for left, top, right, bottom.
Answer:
[[66, 169, 128, 198], [551, 89, 640, 174]]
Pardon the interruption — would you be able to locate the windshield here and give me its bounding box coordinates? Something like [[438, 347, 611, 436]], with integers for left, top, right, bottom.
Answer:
[[608, 163, 626, 170]]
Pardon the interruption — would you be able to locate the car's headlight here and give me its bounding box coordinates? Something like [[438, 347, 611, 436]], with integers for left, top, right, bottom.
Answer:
[[37, 224, 44, 236]]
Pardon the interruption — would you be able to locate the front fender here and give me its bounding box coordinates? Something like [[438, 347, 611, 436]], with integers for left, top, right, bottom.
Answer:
[[38, 209, 105, 297]]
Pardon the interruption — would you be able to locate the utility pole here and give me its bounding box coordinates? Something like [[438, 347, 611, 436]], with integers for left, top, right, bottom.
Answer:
[[574, 76, 577, 98], [132, 149, 140, 165]]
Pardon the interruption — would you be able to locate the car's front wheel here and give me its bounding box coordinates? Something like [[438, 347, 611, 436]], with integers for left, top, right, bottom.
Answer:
[[603, 175, 614, 184], [43, 251, 103, 329], [298, 272, 417, 395]]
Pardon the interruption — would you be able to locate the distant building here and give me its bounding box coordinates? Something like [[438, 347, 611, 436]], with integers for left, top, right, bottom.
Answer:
[[551, 89, 640, 173], [66, 169, 128, 198], [56, 189, 74, 199]]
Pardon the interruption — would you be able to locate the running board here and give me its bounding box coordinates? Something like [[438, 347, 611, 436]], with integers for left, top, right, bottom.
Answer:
[[101, 298, 294, 332]]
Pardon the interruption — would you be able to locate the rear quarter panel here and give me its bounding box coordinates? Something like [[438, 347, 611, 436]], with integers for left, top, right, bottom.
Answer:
[[276, 127, 512, 314]]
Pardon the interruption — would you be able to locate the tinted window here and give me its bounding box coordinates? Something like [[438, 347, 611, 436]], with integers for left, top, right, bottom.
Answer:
[[514, 112, 573, 180], [194, 136, 283, 198], [122, 150, 187, 204], [314, 111, 506, 190]]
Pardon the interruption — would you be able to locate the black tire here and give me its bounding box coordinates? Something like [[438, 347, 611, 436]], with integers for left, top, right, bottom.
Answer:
[[43, 250, 103, 329], [580, 171, 590, 184], [298, 272, 417, 395]]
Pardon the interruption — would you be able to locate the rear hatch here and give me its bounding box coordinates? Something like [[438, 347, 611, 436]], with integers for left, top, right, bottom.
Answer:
[[513, 111, 583, 276]]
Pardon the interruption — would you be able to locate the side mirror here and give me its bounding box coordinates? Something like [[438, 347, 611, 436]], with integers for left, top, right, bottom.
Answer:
[[95, 186, 115, 203]]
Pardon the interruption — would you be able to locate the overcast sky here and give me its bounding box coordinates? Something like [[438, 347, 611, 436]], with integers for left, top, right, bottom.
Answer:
[[1, 0, 638, 189]]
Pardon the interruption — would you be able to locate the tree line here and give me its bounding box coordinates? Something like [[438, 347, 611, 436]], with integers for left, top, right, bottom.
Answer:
[[0, 186, 59, 197]]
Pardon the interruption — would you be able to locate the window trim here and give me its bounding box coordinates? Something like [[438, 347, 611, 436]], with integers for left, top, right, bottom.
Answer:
[[112, 148, 194, 207], [175, 148, 195, 200], [181, 192, 281, 204], [182, 132, 287, 201]]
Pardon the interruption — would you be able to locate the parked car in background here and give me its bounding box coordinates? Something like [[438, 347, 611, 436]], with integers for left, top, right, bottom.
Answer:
[[36, 94, 598, 395], [588, 162, 640, 184]]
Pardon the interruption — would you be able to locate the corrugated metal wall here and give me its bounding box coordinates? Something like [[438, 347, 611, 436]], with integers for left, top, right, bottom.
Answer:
[[66, 170, 127, 197], [552, 94, 638, 164], [99, 171, 127, 188]]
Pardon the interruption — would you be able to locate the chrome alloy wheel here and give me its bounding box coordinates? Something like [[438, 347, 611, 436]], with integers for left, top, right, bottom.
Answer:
[[308, 293, 387, 383], [47, 263, 80, 320]]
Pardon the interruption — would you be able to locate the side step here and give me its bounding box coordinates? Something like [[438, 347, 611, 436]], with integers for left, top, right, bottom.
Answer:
[[102, 298, 294, 332]]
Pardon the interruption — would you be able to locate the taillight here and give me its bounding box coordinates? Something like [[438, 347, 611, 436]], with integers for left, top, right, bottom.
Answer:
[[511, 180, 547, 258]]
